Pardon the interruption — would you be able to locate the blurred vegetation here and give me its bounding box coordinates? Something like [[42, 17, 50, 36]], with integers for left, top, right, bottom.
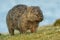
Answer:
[[0, 25, 60, 40], [0, 33, 1, 35], [54, 19, 60, 26]]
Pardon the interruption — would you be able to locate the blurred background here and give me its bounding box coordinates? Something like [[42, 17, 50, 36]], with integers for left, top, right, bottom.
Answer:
[[0, 0, 60, 33]]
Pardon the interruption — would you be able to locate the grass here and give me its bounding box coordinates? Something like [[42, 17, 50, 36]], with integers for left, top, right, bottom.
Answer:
[[0, 25, 60, 40]]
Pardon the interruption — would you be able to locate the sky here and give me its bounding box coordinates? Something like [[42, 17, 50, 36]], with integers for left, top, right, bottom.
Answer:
[[0, 0, 60, 33]]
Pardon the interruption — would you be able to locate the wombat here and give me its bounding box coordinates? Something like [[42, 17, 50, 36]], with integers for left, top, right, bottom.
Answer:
[[6, 4, 43, 35]]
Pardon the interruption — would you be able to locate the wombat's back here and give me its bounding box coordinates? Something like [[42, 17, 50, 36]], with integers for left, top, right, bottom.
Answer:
[[6, 4, 27, 29]]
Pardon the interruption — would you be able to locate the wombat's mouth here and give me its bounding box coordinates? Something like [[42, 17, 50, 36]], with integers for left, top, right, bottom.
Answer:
[[35, 20, 40, 22], [35, 18, 43, 22]]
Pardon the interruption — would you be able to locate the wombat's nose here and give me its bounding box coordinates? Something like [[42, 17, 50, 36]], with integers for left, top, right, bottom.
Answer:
[[39, 16, 43, 22]]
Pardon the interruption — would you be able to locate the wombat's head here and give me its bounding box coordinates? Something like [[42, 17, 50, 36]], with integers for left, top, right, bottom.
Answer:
[[27, 6, 43, 22]]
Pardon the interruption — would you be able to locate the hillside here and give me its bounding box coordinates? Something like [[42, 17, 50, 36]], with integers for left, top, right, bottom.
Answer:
[[0, 25, 60, 40]]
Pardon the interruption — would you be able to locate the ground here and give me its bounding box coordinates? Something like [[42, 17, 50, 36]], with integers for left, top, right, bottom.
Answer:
[[0, 25, 60, 40]]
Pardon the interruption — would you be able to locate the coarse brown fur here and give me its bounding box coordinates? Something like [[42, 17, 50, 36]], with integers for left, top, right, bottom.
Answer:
[[6, 4, 43, 35]]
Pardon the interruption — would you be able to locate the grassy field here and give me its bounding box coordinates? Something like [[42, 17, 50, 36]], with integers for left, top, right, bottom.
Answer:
[[0, 25, 60, 40]]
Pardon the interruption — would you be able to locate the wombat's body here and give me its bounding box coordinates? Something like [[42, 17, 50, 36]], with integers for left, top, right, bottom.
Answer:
[[6, 4, 43, 35]]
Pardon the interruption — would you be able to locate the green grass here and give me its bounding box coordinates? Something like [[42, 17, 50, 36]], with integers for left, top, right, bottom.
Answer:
[[0, 25, 60, 40]]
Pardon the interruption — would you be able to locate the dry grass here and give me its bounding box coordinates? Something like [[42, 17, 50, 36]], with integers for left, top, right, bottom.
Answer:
[[0, 25, 60, 40]]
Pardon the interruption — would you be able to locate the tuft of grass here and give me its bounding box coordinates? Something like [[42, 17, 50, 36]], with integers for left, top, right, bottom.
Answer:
[[54, 19, 60, 26], [0, 25, 60, 40]]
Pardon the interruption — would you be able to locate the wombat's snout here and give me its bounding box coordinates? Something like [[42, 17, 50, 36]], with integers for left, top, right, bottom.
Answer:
[[35, 14, 43, 22], [39, 16, 43, 22]]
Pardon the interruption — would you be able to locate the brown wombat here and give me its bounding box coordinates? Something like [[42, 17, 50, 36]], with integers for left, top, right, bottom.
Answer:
[[6, 4, 43, 35]]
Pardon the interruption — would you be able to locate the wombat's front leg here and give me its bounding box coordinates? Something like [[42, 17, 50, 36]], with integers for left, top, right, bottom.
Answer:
[[30, 27, 36, 33], [30, 24, 38, 33]]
